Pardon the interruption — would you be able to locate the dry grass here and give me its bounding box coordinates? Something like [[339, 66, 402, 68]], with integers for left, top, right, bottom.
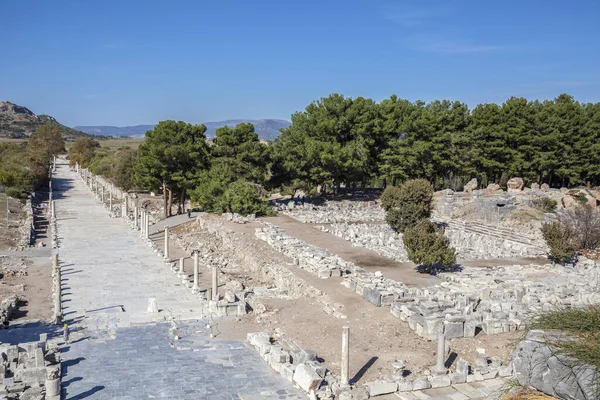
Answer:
[[503, 387, 556, 400], [65, 137, 144, 151]]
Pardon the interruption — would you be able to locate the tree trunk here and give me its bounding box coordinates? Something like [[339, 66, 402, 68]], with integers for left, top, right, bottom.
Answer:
[[167, 188, 173, 217], [178, 188, 186, 215], [162, 181, 168, 219]]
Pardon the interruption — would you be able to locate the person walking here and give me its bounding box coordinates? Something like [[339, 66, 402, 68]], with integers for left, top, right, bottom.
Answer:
[[63, 323, 70, 344], [187, 209, 191, 219]]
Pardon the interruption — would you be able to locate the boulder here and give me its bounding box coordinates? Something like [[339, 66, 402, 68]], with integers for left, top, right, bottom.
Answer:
[[507, 177, 524, 192], [512, 330, 598, 400], [486, 183, 501, 192], [464, 178, 478, 193], [530, 183, 540, 190], [541, 183, 550, 192]]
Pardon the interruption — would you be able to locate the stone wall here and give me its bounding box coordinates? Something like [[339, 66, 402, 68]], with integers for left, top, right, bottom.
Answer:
[[280, 200, 385, 223], [512, 330, 598, 400], [255, 223, 346, 278]]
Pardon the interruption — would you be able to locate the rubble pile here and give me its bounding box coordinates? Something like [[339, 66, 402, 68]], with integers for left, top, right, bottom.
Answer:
[[0, 336, 61, 399], [343, 259, 600, 341]]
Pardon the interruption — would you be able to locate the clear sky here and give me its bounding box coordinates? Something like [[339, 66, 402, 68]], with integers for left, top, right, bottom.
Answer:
[[1, 0, 599, 127]]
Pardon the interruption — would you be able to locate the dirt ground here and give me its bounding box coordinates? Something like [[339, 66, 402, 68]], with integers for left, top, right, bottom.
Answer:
[[0, 194, 27, 251], [0, 194, 53, 324], [168, 215, 518, 383]]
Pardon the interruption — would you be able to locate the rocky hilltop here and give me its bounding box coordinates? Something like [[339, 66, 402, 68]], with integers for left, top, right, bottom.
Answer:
[[0, 101, 91, 140]]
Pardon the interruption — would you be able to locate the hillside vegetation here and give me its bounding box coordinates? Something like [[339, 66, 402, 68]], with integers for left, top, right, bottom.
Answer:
[[0, 101, 94, 140]]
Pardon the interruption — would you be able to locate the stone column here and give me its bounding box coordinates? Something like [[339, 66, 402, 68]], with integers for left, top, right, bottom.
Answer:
[[212, 266, 218, 301], [435, 333, 447, 373], [140, 211, 145, 237], [341, 326, 350, 386], [109, 190, 113, 212], [101, 186, 105, 204], [178, 257, 185, 278], [145, 211, 150, 238], [51, 200, 55, 219], [164, 227, 170, 259], [192, 252, 199, 292], [45, 365, 61, 399], [123, 195, 128, 218], [54, 262, 62, 323], [134, 202, 139, 230]]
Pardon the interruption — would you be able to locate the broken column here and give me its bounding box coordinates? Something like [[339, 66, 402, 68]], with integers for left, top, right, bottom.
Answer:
[[341, 326, 350, 386], [147, 298, 158, 313], [51, 200, 55, 219], [212, 266, 218, 301], [192, 251, 199, 293], [435, 333, 447, 374], [45, 365, 61, 399], [145, 211, 150, 238], [140, 211, 145, 237], [164, 226, 170, 260]]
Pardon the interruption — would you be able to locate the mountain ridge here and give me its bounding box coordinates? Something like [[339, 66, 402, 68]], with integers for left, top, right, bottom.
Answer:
[[75, 119, 291, 141], [0, 101, 94, 140]]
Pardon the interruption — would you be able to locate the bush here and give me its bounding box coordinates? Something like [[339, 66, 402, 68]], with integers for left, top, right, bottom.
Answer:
[[219, 180, 272, 216], [381, 179, 433, 232], [403, 220, 456, 273], [5, 187, 23, 199], [567, 204, 600, 249], [541, 222, 577, 263], [190, 169, 229, 213], [532, 197, 557, 213]]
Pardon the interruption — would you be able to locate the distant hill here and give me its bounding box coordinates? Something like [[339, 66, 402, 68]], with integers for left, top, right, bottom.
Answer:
[[0, 101, 93, 140], [75, 119, 291, 141]]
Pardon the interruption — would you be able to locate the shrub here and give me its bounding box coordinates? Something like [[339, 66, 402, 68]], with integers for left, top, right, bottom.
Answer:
[[563, 204, 600, 250], [403, 220, 456, 273], [5, 187, 23, 199], [219, 180, 272, 216], [532, 197, 557, 213], [541, 222, 577, 263], [381, 179, 433, 232]]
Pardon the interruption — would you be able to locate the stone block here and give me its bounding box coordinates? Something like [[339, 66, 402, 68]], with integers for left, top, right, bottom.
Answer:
[[429, 374, 451, 388], [247, 332, 270, 347], [397, 378, 413, 392], [15, 366, 46, 384], [363, 286, 382, 307], [307, 360, 327, 378], [280, 363, 295, 382], [366, 381, 397, 396], [290, 348, 317, 366], [293, 363, 322, 392], [463, 318, 479, 338], [270, 347, 290, 364], [443, 321, 464, 339], [412, 378, 431, 390], [449, 372, 467, 384]]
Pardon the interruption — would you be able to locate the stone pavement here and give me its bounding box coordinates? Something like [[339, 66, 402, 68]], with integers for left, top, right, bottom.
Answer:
[[53, 162, 304, 399], [63, 321, 304, 400], [397, 378, 508, 400]]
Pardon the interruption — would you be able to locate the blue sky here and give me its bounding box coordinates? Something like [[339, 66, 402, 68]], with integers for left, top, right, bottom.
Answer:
[[1, 0, 599, 126]]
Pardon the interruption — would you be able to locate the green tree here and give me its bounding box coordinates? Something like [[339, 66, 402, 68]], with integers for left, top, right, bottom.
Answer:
[[219, 180, 271, 216], [541, 222, 577, 263], [113, 148, 137, 191], [27, 124, 65, 181], [68, 137, 100, 168], [403, 220, 456, 273], [382, 179, 433, 232], [134, 120, 210, 218]]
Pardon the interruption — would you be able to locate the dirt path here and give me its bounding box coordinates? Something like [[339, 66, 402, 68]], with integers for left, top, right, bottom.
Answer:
[[263, 215, 439, 287]]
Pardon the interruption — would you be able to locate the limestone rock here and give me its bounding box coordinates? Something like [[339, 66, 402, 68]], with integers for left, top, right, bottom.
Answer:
[[507, 177, 524, 192], [541, 183, 550, 192], [530, 182, 540, 190], [464, 178, 478, 192], [512, 330, 597, 400], [486, 183, 501, 191], [293, 363, 322, 392]]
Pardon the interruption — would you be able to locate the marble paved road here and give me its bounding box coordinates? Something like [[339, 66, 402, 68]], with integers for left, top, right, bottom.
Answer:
[[55, 163, 303, 399], [63, 322, 304, 400]]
